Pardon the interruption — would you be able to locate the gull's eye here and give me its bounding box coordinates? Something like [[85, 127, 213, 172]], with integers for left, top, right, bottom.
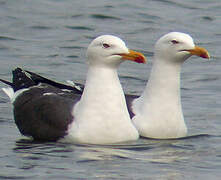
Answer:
[[171, 40, 179, 44], [102, 43, 111, 48]]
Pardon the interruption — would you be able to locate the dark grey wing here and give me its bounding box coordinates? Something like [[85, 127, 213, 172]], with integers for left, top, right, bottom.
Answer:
[[24, 69, 84, 94], [13, 85, 81, 141], [0, 67, 83, 141], [125, 94, 139, 119], [0, 67, 83, 93]]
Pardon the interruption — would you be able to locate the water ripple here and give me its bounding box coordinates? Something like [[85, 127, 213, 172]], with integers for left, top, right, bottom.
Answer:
[[138, 13, 161, 20], [121, 75, 146, 83], [90, 14, 121, 20], [30, 25, 52, 30], [201, 16, 215, 21], [66, 55, 79, 59], [47, 54, 59, 58], [70, 14, 84, 18], [0, 36, 17, 41], [191, 76, 219, 83], [60, 46, 83, 50], [65, 26, 94, 31], [0, 175, 33, 179], [153, 0, 201, 9]]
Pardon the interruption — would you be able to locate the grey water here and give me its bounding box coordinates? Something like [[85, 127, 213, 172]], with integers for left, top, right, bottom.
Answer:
[[0, 0, 220, 179]]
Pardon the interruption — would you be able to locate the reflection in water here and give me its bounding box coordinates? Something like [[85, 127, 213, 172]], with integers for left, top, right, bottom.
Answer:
[[13, 134, 211, 163], [6, 133, 216, 179]]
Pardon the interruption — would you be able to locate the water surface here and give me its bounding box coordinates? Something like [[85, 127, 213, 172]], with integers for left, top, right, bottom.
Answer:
[[0, 0, 221, 179]]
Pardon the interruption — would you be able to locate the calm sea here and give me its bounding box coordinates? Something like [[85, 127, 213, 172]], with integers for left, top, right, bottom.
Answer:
[[0, 0, 221, 179]]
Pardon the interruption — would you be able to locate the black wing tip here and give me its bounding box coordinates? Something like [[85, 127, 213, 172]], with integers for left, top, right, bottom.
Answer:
[[0, 67, 25, 89], [1, 67, 83, 94], [0, 78, 13, 87], [12, 67, 36, 91], [0, 67, 37, 91], [22, 69, 83, 94], [12, 67, 24, 74]]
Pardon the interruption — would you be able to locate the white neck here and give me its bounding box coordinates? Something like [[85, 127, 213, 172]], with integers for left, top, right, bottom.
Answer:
[[67, 65, 138, 144], [132, 56, 187, 139]]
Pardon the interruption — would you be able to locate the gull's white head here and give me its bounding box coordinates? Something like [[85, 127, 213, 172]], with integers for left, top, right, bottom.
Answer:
[[154, 32, 210, 63], [86, 35, 146, 67]]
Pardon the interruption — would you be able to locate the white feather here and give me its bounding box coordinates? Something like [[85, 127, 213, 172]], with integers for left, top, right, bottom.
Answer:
[[132, 32, 197, 139], [64, 35, 140, 144], [66, 80, 82, 91], [2, 87, 14, 101], [2, 87, 29, 103]]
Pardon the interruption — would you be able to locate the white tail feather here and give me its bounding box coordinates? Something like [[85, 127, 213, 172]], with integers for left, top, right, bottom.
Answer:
[[2, 87, 29, 103], [2, 87, 14, 102]]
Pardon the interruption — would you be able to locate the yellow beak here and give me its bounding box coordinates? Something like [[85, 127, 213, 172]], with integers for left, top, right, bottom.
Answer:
[[119, 50, 147, 64], [185, 46, 210, 59]]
